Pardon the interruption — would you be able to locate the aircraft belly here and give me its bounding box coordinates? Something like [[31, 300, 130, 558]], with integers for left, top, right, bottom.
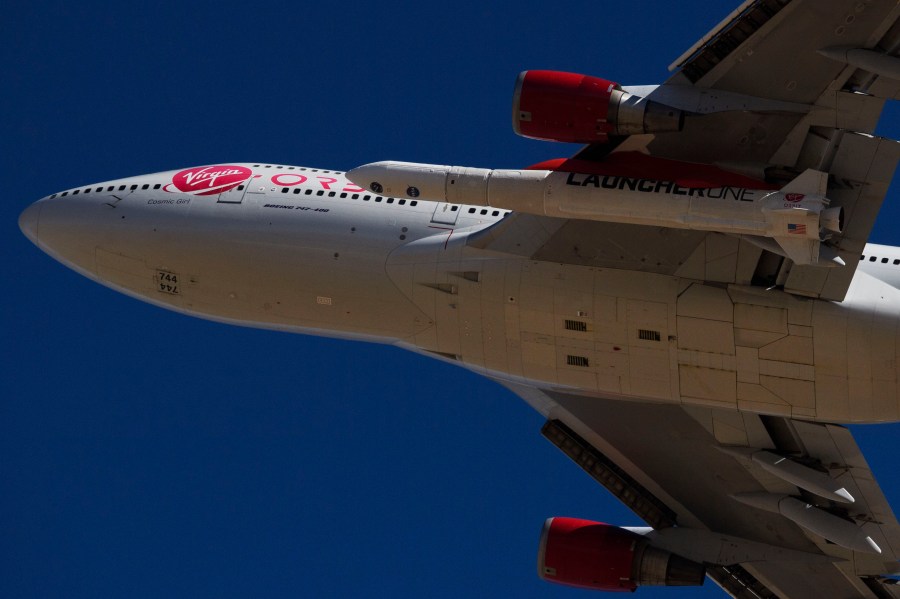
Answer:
[[391, 231, 900, 423]]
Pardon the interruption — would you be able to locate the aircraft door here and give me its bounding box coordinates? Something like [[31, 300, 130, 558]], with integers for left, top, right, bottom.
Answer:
[[217, 180, 251, 204], [431, 203, 460, 225]]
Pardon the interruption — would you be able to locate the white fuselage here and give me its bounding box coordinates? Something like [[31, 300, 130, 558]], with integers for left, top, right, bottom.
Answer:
[[20, 163, 900, 424]]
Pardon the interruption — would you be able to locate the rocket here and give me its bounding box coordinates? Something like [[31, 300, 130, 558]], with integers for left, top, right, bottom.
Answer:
[[346, 161, 845, 267]]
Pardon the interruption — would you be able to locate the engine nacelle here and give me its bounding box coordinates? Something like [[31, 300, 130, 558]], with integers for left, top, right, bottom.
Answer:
[[537, 517, 705, 592], [512, 70, 684, 143]]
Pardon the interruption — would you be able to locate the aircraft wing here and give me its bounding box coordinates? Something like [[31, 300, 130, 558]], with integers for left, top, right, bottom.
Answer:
[[503, 380, 900, 598], [544, 0, 900, 302]]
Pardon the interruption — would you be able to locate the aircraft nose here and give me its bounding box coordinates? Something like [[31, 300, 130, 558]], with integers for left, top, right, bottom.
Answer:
[[18, 201, 41, 245]]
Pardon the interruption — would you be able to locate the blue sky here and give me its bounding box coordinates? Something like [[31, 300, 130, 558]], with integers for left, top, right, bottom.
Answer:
[[3, 1, 899, 597]]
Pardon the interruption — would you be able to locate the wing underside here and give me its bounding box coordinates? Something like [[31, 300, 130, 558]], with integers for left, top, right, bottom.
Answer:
[[502, 381, 900, 598]]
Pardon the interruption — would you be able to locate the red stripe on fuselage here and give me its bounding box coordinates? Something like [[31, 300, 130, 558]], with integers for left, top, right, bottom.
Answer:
[[528, 152, 778, 190]]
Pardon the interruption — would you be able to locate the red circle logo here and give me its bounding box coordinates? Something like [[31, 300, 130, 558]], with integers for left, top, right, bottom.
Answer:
[[172, 165, 252, 196]]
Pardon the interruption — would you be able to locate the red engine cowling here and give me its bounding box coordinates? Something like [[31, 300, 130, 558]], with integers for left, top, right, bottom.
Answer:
[[537, 517, 705, 592], [512, 70, 684, 143]]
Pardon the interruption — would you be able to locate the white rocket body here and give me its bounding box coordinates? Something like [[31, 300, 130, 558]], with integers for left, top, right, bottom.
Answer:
[[346, 161, 842, 267]]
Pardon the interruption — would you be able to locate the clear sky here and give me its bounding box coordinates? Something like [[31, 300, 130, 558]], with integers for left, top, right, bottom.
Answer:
[[3, 1, 899, 598]]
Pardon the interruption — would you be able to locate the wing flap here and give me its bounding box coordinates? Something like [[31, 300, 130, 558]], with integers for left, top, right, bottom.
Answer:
[[669, 0, 900, 104]]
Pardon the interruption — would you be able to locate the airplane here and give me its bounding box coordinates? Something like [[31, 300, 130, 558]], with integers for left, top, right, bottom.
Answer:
[[17, 0, 900, 596]]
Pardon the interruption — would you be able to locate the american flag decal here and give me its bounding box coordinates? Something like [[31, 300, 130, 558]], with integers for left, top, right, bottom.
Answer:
[[787, 223, 807, 235]]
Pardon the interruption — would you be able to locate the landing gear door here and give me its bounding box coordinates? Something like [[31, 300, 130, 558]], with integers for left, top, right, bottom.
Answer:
[[431, 203, 460, 225]]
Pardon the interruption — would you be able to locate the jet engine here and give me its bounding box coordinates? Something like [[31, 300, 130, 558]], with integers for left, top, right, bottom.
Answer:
[[537, 517, 706, 592], [512, 70, 684, 143]]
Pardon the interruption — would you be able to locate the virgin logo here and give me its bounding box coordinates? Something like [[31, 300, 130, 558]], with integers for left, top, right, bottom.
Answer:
[[784, 193, 805, 202], [172, 165, 252, 196]]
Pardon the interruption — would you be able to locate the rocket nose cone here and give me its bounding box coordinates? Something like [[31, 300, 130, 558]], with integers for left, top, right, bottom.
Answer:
[[346, 163, 386, 194]]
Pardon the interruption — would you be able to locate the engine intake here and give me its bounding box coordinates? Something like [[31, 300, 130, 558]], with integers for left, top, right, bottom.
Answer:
[[512, 70, 684, 143], [537, 517, 705, 592]]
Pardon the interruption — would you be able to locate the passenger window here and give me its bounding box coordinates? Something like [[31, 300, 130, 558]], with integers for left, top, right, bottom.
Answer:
[[141, 184, 149, 190], [153, 184, 161, 189], [870, 256, 877, 262], [883, 258, 889, 263]]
